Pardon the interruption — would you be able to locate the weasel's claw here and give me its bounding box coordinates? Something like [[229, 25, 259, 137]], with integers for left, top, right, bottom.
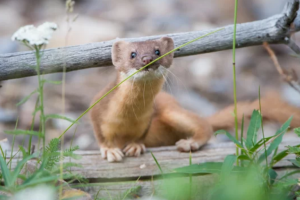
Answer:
[[176, 139, 202, 152], [123, 143, 146, 157], [100, 147, 124, 162]]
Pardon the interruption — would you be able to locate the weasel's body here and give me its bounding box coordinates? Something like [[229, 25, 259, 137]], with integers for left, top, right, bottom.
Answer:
[[90, 37, 300, 162], [90, 37, 212, 162]]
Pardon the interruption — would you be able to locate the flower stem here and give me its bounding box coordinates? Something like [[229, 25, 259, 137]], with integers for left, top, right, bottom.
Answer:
[[232, 0, 239, 166], [35, 46, 46, 156]]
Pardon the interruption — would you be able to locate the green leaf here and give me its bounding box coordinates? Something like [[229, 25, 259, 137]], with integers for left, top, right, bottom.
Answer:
[[4, 129, 42, 137], [289, 159, 300, 168], [62, 151, 81, 160], [237, 155, 250, 160], [268, 168, 277, 185], [258, 117, 292, 163], [248, 136, 275, 153], [294, 127, 300, 137], [287, 146, 300, 155], [19, 145, 29, 158], [45, 114, 77, 124], [272, 149, 289, 165], [221, 155, 237, 180], [215, 130, 243, 148], [245, 110, 262, 150], [11, 153, 39, 185], [0, 155, 12, 187], [16, 90, 38, 106]]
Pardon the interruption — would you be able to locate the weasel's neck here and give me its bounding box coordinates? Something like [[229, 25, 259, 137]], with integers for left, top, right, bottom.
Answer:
[[112, 75, 164, 117]]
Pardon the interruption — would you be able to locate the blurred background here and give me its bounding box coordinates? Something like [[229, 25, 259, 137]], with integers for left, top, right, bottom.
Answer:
[[0, 0, 299, 151]]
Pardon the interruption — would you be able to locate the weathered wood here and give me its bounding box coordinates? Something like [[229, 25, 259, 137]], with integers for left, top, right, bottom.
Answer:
[[74, 175, 217, 199], [73, 168, 300, 199], [64, 140, 299, 179], [0, 0, 299, 81]]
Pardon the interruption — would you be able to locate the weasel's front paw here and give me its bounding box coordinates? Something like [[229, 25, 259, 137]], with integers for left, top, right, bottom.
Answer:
[[176, 139, 202, 152], [100, 147, 124, 162], [123, 143, 146, 157]]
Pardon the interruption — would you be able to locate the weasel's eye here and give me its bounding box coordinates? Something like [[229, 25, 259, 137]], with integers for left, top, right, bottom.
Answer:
[[155, 50, 160, 56], [131, 52, 137, 59]]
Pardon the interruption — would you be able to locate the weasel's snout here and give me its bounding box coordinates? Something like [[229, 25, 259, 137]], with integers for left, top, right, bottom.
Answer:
[[142, 56, 153, 65]]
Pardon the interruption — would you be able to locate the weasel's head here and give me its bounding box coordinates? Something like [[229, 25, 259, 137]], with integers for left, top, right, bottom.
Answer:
[[111, 37, 174, 81]]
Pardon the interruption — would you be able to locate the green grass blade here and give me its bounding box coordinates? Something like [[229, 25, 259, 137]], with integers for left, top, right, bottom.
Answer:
[[175, 162, 223, 174], [58, 28, 224, 139], [11, 152, 39, 184], [9, 117, 19, 170], [150, 152, 163, 174], [245, 110, 262, 150], [258, 86, 268, 167], [279, 170, 300, 180], [22, 157, 49, 185], [0, 155, 12, 187], [16, 90, 37, 106], [258, 116, 292, 164], [272, 149, 291, 165], [20, 174, 73, 188], [42, 80, 62, 85], [215, 130, 243, 148], [45, 114, 77, 124], [4, 129, 42, 137], [240, 114, 245, 166], [220, 155, 237, 180]]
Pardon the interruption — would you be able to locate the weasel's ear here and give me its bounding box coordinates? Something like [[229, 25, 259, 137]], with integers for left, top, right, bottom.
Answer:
[[159, 37, 174, 53], [111, 40, 128, 66], [158, 37, 174, 67]]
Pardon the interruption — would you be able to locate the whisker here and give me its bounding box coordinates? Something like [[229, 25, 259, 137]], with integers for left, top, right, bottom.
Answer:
[[143, 80, 146, 108], [165, 68, 188, 92], [130, 76, 138, 120], [162, 72, 173, 96], [149, 80, 156, 108]]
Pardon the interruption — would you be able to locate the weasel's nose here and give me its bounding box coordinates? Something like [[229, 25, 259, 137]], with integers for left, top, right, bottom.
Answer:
[[142, 56, 153, 65]]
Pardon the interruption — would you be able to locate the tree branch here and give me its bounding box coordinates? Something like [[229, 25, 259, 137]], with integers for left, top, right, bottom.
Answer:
[[0, 0, 299, 81]]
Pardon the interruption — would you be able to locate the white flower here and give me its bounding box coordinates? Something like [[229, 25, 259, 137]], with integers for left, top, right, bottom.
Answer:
[[11, 22, 57, 46], [12, 185, 56, 200]]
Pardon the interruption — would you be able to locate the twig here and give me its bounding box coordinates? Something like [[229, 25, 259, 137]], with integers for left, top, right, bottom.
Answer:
[[263, 42, 300, 94]]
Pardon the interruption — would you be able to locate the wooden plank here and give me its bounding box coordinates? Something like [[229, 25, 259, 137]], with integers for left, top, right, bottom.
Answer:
[[0, 0, 299, 81], [73, 175, 217, 199], [65, 140, 300, 179], [73, 168, 300, 199]]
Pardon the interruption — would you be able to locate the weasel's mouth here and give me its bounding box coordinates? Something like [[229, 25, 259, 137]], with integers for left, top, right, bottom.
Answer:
[[142, 63, 160, 71]]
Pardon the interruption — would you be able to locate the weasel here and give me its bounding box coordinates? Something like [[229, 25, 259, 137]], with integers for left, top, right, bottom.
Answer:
[[90, 37, 212, 162], [90, 37, 300, 162]]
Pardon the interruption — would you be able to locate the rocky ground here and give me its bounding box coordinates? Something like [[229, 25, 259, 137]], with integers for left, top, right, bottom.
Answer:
[[0, 0, 300, 151]]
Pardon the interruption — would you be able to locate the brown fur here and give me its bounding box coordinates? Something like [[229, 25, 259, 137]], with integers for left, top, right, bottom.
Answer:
[[207, 91, 300, 131]]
